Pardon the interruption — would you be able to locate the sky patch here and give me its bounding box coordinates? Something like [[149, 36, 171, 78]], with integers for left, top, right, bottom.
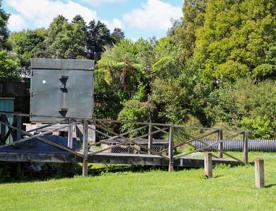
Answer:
[[3, 0, 183, 39]]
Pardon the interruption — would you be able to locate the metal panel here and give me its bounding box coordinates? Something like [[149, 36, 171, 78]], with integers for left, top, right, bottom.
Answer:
[[0, 98, 14, 143], [0, 98, 14, 113], [30, 59, 94, 122]]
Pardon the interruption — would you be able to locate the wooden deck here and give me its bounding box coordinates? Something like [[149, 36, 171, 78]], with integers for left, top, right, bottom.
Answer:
[[0, 150, 240, 168], [0, 113, 249, 174]]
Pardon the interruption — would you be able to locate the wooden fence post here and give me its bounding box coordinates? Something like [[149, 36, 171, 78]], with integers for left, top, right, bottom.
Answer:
[[243, 131, 249, 164], [168, 126, 174, 172], [218, 129, 223, 158], [0, 115, 6, 142], [90, 124, 96, 144], [148, 124, 152, 155], [67, 118, 73, 149], [16, 116, 22, 141], [82, 120, 89, 176], [255, 159, 264, 188], [204, 152, 212, 178]]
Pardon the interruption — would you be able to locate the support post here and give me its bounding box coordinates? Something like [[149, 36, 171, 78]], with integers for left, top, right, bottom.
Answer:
[[16, 116, 22, 141], [168, 126, 174, 172], [204, 152, 212, 178], [90, 124, 96, 143], [0, 115, 6, 142], [148, 124, 152, 155], [67, 119, 73, 149], [82, 120, 89, 176], [255, 159, 264, 188], [243, 131, 249, 164], [218, 129, 223, 158]]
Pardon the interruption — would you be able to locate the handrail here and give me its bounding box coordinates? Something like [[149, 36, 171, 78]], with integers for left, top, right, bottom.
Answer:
[[0, 111, 252, 133]]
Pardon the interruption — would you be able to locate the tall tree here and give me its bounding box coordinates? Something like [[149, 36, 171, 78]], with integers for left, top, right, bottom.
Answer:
[[194, 0, 275, 82], [175, 0, 207, 63], [46, 15, 86, 58], [86, 20, 112, 61], [111, 28, 125, 44], [95, 39, 154, 119]]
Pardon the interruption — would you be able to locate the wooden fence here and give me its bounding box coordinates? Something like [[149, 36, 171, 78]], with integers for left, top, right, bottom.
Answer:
[[0, 112, 252, 175]]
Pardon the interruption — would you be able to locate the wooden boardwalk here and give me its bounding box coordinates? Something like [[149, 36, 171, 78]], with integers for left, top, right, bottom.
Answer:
[[0, 112, 249, 174]]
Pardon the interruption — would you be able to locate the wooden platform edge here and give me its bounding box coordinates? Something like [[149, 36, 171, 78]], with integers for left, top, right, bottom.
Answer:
[[0, 152, 241, 168]]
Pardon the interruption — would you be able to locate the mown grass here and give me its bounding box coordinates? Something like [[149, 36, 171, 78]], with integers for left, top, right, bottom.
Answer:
[[1, 152, 276, 211]]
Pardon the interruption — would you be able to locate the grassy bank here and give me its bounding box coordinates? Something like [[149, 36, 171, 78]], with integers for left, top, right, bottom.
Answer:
[[0, 152, 276, 211]]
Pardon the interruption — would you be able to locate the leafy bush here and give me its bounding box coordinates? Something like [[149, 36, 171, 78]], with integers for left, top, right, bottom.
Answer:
[[205, 79, 276, 138], [0, 51, 20, 79]]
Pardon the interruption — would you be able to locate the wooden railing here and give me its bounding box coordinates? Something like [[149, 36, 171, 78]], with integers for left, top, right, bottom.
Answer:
[[0, 112, 251, 175]]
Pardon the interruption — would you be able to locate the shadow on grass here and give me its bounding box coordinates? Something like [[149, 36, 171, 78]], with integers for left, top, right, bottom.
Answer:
[[89, 165, 168, 176], [265, 184, 276, 188], [0, 162, 197, 184], [0, 162, 82, 184], [213, 175, 223, 179]]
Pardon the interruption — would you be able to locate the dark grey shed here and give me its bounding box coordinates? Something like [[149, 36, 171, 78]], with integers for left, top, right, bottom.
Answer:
[[30, 58, 94, 122]]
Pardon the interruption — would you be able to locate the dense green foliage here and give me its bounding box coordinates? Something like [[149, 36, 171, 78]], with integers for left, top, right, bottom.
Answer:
[[46, 15, 87, 59], [95, 39, 154, 120], [194, 0, 275, 82], [0, 0, 275, 137], [1, 152, 276, 210], [96, 0, 275, 137], [205, 79, 276, 138], [7, 14, 122, 73], [9, 29, 47, 70], [0, 0, 9, 50], [0, 50, 19, 79], [0, 1, 19, 79]]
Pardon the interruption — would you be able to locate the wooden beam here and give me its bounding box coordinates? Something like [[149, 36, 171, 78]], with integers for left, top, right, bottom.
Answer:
[[107, 126, 147, 141], [0, 122, 6, 143], [96, 119, 247, 133], [255, 158, 264, 188], [153, 126, 168, 134], [168, 126, 174, 172], [173, 130, 219, 150], [0, 114, 7, 143], [26, 124, 53, 133], [0, 124, 68, 149], [218, 130, 223, 158], [90, 124, 96, 143], [225, 131, 244, 140], [16, 116, 22, 141], [148, 124, 152, 155], [82, 120, 89, 176], [243, 131, 249, 164], [95, 122, 169, 160], [174, 140, 224, 159], [0, 152, 80, 163], [222, 151, 244, 163], [67, 119, 73, 149], [177, 130, 242, 162], [0, 120, 83, 157], [204, 152, 212, 178]]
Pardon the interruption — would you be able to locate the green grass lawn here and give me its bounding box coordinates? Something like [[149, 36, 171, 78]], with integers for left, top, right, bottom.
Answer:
[[1, 152, 276, 211]]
